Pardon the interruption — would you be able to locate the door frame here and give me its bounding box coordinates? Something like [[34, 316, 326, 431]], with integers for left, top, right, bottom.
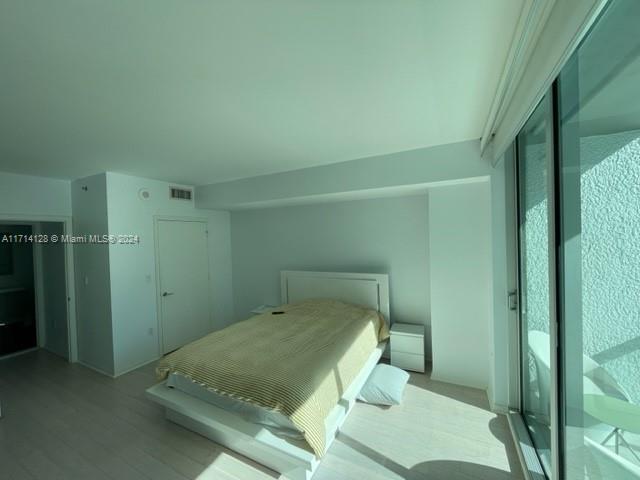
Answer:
[[513, 90, 562, 480], [153, 215, 211, 356], [0, 214, 77, 363], [505, 141, 522, 411]]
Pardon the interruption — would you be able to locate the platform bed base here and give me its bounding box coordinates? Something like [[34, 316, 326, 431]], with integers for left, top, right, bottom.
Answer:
[[146, 342, 385, 480]]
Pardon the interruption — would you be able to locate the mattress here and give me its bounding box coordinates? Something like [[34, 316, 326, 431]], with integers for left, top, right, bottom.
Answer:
[[166, 371, 304, 439], [156, 299, 389, 457]]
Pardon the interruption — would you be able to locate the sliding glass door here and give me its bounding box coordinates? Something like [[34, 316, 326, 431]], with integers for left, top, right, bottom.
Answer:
[[517, 92, 554, 477], [557, 0, 640, 478], [515, 1, 640, 478]]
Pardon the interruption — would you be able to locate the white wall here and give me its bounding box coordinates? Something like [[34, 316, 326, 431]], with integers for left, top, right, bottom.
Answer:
[[71, 172, 234, 376], [0, 171, 71, 217], [72, 173, 114, 374], [429, 180, 492, 390], [230, 195, 431, 356], [106, 172, 233, 375]]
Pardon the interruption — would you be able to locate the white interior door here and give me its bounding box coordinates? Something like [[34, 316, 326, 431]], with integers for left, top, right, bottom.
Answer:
[[157, 220, 210, 354]]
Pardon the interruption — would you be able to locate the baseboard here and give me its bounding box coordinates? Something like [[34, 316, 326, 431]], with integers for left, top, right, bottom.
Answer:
[[428, 373, 486, 391], [113, 357, 160, 378], [78, 360, 115, 378], [79, 356, 161, 378]]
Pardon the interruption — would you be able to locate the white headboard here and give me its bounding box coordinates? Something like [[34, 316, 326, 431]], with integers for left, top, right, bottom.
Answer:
[[280, 271, 390, 324]]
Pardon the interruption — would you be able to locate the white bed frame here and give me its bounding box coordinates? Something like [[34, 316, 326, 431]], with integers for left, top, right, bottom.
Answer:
[[146, 271, 390, 480]]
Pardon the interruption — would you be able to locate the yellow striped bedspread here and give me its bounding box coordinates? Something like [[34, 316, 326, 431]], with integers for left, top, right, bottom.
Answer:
[[156, 299, 389, 457]]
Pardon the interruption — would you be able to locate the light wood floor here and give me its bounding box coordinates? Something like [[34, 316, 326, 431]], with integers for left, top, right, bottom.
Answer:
[[0, 350, 524, 480]]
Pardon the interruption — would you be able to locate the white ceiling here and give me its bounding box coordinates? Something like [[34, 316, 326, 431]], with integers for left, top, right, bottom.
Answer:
[[0, 0, 524, 185]]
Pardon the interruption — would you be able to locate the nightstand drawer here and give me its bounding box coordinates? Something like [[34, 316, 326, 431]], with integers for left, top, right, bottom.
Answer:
[[391, 334, 423, 355], [391, 351, 424, 373]]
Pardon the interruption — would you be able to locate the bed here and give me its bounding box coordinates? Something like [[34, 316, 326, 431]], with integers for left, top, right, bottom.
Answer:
[[146, 271, 390, 480]]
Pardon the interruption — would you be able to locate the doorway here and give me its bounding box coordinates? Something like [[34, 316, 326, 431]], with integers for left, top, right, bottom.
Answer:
[[0, 224, 37, 356], [155, 218, 211, 354], [0, 221, 70, 359]]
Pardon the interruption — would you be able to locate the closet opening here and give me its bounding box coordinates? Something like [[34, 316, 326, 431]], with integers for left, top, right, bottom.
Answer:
[[0, 221, 69, 360]]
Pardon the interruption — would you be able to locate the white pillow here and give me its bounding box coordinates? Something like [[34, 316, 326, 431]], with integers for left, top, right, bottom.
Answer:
[[357, 364, 410, 406]]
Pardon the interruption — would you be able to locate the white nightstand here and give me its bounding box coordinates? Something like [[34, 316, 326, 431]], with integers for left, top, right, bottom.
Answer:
[[250, 305, 277, 315], [390, 323, 425, 373]]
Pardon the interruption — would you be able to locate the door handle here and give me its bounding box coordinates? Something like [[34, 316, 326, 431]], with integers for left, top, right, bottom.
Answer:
[[162, 292, 174, 297], [508, 290, 518, 311]]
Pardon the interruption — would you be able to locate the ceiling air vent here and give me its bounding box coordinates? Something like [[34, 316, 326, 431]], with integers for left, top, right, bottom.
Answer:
[[169, 187, 193, 201]]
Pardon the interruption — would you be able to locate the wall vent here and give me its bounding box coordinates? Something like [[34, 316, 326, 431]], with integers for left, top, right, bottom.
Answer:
[[169, 187, 193, 201]]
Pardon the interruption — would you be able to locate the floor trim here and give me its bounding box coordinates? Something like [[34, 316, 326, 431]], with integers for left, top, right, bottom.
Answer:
[[78, 360, 115, 377], [113, 357, 161, 378]]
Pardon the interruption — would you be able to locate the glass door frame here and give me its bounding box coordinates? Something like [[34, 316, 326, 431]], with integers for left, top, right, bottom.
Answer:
[[514, 87, 563, 480]]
